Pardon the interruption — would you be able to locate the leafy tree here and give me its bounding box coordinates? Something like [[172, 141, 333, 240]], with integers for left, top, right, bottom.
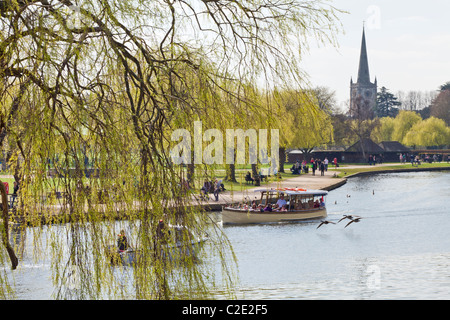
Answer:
[[0, 0, 342, 299], [274, 89, 334, 160], [371, 116, 396, 143], [440, 81, 450, 91], [430, 89, 450, 126], [375, 87, 401, 118], [403, 117, 450, 147], [391, 111, 422, 144]]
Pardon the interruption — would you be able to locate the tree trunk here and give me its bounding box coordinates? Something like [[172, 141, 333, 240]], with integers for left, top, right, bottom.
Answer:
[[225, 164, 237, 182], [278, 147, 286, 173], [0, 181, 18, 270], [251, 163, 260, 186]]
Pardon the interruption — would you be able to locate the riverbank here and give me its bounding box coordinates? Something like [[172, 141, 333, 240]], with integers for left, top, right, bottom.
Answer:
[[198, 162, 450, 211], [2, 162, 450, 222]]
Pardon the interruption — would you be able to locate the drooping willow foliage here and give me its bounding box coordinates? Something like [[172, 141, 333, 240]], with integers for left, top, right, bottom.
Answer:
[[0, 0, 342, 299]]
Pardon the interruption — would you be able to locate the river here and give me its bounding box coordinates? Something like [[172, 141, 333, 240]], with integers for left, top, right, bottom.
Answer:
[[5, 171, 450, 299], [212, 171, 450, 299]]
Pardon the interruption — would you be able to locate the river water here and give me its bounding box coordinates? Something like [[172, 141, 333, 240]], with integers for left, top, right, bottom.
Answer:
[[5, 171, 450, 299], [212, 171, 450, 299]]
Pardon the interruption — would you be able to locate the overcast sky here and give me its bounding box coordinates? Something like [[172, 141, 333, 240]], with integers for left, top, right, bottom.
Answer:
[[300, 0, 450, 111]]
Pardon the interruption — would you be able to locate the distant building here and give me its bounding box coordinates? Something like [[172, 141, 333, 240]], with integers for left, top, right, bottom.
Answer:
[[287, 140, 411, 164], [378, 141, 411, 154], [350, 27, 377, 119]]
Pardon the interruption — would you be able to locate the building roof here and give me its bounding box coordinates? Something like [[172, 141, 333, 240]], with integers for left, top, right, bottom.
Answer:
[[378, 141, 410, 152], [345, 138, 385, 153]]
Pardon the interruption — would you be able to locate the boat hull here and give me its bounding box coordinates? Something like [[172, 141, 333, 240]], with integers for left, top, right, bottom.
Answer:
[[221, 207, 327, 225]]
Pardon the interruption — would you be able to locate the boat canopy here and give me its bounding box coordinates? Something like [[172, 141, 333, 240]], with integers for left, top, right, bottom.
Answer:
[[253, 188, 328, 197]]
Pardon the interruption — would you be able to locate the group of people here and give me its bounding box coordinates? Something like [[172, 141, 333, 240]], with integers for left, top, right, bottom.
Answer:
[[235, 194, 289, 212], [399, 153, 449, 166], [291, 157, 338, 176], [368, 154, 384, 165], [200, 178, 225, 201], [310, 158, 329, 176], [232, 193, 326, 213], [290, 160, 309, 174]]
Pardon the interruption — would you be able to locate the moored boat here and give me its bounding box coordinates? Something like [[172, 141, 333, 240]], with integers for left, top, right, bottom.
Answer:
[[107, 224, 208, 266], [221, 188, 327, 225]]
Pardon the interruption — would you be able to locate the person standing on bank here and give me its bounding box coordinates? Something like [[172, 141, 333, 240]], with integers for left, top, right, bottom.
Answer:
[[320, 161, 325, 176], [214, 179, 220, 201], [10, 181, 19, 208]]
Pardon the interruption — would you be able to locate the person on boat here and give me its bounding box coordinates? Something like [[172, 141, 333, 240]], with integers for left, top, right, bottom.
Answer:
[[314, 200, 320, 208], [275, 194, 287, 209], [319, 197, 325, 207], [264, 203, 272, 212], [279, 205, 288, 212], [117, 230, 128, 252]]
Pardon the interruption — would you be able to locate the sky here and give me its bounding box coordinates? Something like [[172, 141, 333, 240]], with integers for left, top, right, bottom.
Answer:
[[300, 0, 450, 112]]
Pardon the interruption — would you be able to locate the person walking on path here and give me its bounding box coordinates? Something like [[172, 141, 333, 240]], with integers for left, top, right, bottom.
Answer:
[[320, 161, 325, 176]]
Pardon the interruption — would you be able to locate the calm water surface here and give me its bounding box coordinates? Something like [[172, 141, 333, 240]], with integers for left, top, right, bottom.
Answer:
[[214, 171, 450, 299], [6, 171, 450, 299]]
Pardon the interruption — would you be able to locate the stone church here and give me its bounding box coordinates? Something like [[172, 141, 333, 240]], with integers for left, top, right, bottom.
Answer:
[[350, 28, 377, 118]]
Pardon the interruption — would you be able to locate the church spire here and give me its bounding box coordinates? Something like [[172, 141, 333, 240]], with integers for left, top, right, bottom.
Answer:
[[357, 26, 371, 84]]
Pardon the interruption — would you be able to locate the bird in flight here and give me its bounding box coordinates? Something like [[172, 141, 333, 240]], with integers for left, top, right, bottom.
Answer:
[[344, 217, 362, 228], [338, 215, 361, 223], [317, 220, 336, 229]]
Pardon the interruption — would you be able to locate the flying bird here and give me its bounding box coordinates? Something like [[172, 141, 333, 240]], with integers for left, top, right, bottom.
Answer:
[[317, 220, 336, 229], [338, 215, 361, 223], [344, 217, 362, 228]]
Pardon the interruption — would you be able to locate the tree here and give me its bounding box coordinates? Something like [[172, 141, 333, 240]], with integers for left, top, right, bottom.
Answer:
[[403, 117, 450, 147], [391, 111, 422, 144], [396, 90, 437, 114], [274, 89, 334, 160], [346, 96, 378, 159], [371, 116, 396, 143], [0, 0, 342, 299], [440, 81, 450, 91], [430, 88, 450, 126], [375, 87, 401, 118]]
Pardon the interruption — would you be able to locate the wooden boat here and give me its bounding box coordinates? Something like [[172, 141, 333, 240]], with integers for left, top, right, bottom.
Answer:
[[221, 188, 328, 225], [107, 225, 208, 266]]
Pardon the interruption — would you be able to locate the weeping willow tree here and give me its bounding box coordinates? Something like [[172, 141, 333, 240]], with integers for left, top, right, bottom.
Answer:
[[272, 88, 334, 158], [0, 0, 342, 299]]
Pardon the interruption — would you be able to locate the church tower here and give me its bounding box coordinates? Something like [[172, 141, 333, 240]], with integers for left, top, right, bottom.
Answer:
[[350, 27, 377, 119]]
